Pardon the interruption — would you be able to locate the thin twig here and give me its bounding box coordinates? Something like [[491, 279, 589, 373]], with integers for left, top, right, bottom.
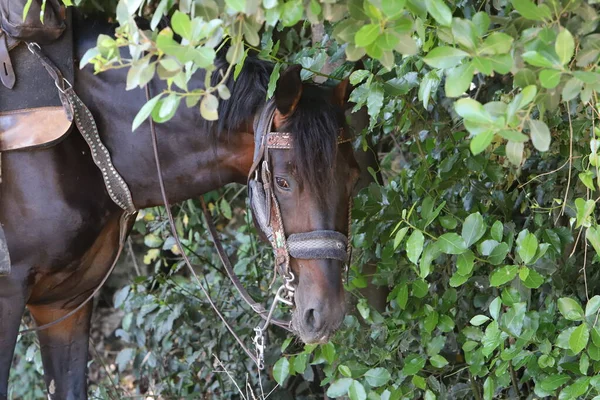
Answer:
[[557, 104, 575, 222], [213, 355, 247, 400], [127, 238, 141, 276], [509, 361, 520, 398]]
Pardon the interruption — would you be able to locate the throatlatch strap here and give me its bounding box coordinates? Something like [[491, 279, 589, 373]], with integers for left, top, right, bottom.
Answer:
[[66, 88, 136, 214]]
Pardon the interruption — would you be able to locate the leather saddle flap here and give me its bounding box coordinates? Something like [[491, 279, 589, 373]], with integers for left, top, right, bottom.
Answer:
[[0, 10, 74, 152]]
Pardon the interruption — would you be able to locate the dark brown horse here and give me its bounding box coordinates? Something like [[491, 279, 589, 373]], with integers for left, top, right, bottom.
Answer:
[[0, 15, 359, 400]]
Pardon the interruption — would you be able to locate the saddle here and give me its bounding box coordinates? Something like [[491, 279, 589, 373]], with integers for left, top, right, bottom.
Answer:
[[0, 0, 74, 153], [0, 0, 75, 276]]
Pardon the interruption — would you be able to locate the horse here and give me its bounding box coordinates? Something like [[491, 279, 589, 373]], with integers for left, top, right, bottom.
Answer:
[[0, 14, 359, 400]]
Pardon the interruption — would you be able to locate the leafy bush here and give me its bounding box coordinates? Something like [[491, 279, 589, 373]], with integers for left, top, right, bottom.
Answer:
[[12, 0, 600, 398]]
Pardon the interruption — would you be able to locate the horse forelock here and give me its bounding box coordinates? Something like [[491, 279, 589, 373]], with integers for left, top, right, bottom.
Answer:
[[281, 85, 344, 200]]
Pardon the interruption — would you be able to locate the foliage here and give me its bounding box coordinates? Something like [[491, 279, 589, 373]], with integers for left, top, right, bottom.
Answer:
[[11, 0, 600, 398]]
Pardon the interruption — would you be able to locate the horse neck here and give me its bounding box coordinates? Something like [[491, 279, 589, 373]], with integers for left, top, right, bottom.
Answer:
[[96, 90, 255, 209], [74, 23, 257, 209]]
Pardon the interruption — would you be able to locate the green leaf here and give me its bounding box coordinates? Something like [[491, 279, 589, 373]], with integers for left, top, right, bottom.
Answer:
[[539, 69, 562, 89], [451, 18, 477, 49], [555, 28, 575, 65], [570, 324, 590, 355], [394, 226, 409, 250], [462, 212, 486, 247], [381, 0, 406, 19], [522, 51, 555, 68], [348, 380, 366, 400], [455, 98, 492, 123], [355, 24, 380, 47], [522, 268, 544, 288], [132, 94, 163, 131], [562, 77, 583, 102], [339, 365, 352, 378], [517, 232, 538, 264], [445, 63, 475, 98], [480, 32, 513, 55], [579, 171, 595, 191], [364, 368, 391, 387], [430, 354, 449, 368], [200, 94, 219, 121], [539, 374, 570, 392], [472, 56, 493, 75], [438, 233, 467, 254], [406, 230, 425, 264], [586, 227, 600, 256], [472, 12, 490, 37], [491, 221, 503, 242], [585, 295, 600, 317], [489, 297, 501, 320], [575, 198, 595, 228], [488, 242, 510, 265], [281, 0, 304, 27], [423, 46, 469, 69], [273, 358, 290, 385], [225, 0, 246, 12], [592, 327, 600, 347], [425, 0, 452, 26], [506, 141, 524, 166], [402, 355, 426, 375], [396, 283, 409, 309], [376, 31, 399, 51], [457, 250, 475, 275], [423, 309, 439, 332], [470, 131, 494, 155], [538, 354, 555, 368], [490, 265, 518, 287], [483, 376, 495, 400], [528, 119, 551, 152], [266, 63, 282, 100], [560, 377, 591, 400], [418, 70, 440, 109], [171, 11, 192, 40], [412, 279, 429, 298], [470, 315, 491, 326], [367, 84, 384, 120], [510, 0, 550, 21], [489, 54, 513, 74], [558, 297, 585, 321], [349, 69, 370, 86], [326, 378, 353, 397]]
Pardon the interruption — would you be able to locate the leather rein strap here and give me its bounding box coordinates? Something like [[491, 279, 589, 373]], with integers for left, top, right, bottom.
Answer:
[[144, 86, 267, 368]]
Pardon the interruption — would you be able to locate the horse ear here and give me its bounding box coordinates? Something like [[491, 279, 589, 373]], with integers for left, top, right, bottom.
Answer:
[[332, 60, 364, 107], [275, 64, 303, 116], [331, 78, 351, 107]]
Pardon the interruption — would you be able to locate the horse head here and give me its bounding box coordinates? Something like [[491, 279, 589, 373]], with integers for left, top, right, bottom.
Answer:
[[249, 65, 359, 344]]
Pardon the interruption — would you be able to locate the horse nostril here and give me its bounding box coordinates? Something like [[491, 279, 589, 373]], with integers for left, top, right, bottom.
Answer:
[[303, 308, 323, 331]]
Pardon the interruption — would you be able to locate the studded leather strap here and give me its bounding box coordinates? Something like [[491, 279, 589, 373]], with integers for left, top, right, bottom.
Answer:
[[65, 88, 136, 214]]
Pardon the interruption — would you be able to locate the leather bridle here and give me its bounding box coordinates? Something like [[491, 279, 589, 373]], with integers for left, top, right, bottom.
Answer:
[[240, 100, 353, 367]]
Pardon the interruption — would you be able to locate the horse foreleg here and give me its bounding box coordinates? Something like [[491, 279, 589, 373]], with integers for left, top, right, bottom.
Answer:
[[28, 301, 93, 400], [0, 281, 26, 400]]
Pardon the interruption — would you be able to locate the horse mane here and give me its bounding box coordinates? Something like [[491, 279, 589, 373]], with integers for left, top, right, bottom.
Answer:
[[203, 55, 343, 197]]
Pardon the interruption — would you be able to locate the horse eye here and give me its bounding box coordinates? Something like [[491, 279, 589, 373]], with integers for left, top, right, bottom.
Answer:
[[275, 177, 290, 189]]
